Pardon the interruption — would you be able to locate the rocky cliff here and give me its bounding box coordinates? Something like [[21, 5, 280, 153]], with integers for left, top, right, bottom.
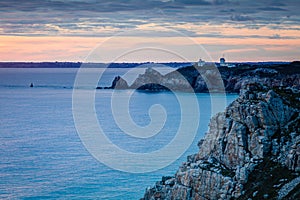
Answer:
[[105, 61, 300, 93], [141, 84, 300, 200]]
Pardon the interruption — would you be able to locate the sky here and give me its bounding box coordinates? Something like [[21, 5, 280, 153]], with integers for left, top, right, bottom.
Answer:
[[1, 0, 300, 62]]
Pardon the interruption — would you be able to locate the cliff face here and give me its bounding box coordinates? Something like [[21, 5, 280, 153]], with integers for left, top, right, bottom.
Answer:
[[108, 62, 300, 93], [142, 84, 300, 200]]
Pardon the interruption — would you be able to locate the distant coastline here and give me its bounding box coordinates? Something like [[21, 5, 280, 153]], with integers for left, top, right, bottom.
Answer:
[[0, 62, 192, 68], [0, 61, 291, 68]]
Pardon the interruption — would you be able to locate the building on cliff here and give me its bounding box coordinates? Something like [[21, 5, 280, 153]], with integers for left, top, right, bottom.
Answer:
[[219, 57, 236, 68], [220, 57, 226, 66], [196, 58, 206, 67]]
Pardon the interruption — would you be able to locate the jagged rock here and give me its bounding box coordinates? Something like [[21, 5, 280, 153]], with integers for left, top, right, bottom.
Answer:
[[136, 83, 170, 92], [111, 76, 129, 89], [286, 135, 300, 172], [277, 176, 300, 199], [96, 76, 129, 89], [106, 63, 300, 93], [252, 68, 278, 75], [142, 83, 300, 200], [131, 68, 164, 89]]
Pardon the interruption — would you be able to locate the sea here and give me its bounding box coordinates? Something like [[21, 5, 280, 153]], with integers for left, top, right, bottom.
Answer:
[[0, 67, 238, 199]]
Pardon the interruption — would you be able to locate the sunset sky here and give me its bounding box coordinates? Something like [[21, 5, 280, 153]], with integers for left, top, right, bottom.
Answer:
[[1, 0, 300, 62]]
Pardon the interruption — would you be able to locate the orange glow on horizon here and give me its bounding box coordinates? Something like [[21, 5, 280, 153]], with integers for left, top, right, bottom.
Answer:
[[1, 35, 299, 62]]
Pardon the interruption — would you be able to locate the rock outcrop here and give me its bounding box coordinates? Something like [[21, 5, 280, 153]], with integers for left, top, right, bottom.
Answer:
[[111, 76, 129, 89], [96, 76, 129, 89], [141, 83, 300, 200], [103, 62, 300, 93]]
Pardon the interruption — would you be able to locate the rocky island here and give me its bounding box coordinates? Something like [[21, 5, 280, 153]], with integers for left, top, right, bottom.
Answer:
[[141, 83, 300, 200]]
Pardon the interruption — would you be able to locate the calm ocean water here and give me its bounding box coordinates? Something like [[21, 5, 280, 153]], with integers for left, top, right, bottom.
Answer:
[[0, 68, 237, 199]]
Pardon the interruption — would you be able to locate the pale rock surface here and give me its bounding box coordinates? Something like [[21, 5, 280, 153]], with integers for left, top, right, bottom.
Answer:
[[141, 83, 300, 200]]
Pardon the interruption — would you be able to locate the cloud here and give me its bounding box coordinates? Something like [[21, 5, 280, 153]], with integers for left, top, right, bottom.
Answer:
[[223, 48, 260, 54], [267, 34, 297, 40], [269, 34, 281, 39], [230, 14, 253, 21], [173, 0, 211, 5], [0, 0, 300, 39], [210, 0, 230, 5], [259, 7, 287, 12], [271, 2, 286, 7]]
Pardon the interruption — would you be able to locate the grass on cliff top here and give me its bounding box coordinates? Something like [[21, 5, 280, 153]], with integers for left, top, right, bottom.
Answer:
[[226, 61, 300, 76], [237, 158, 298, 200], [272, 61, 300, 75]]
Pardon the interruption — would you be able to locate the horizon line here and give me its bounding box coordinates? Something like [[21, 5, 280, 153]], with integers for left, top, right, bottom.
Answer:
[[0, 60, 295, 64]]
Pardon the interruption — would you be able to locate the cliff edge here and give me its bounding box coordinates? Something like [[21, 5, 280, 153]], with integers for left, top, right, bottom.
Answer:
[[142, 83, 300, 200], [103, 62, 300, 93]]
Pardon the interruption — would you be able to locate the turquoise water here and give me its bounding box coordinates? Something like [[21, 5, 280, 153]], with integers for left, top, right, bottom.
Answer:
[[0, 68, 237, 199]]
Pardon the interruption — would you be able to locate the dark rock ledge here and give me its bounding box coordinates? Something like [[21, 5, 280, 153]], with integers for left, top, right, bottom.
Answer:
[[141, 83, 300, 200], [98, 62, 300, 93]]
